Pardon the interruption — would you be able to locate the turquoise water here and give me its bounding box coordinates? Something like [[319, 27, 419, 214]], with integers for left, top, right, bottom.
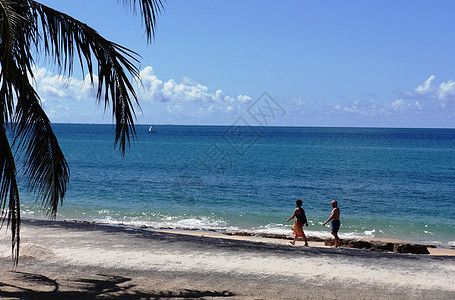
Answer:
[[19, 124, 455, 246]]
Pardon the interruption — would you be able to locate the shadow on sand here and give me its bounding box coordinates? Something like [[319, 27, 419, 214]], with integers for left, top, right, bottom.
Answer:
[[0, 271, 235, 299]]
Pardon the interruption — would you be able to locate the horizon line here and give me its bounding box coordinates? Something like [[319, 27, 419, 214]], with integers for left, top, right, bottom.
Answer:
[[49, 122, 455, 130]]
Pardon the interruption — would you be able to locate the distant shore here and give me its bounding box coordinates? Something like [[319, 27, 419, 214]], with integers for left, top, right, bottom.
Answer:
[[1, 218, 454, 299]]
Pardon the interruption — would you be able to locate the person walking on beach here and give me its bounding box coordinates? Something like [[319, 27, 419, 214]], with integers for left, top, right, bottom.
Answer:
[[286, 199, 309, 246], [323, 200, 341, 248]]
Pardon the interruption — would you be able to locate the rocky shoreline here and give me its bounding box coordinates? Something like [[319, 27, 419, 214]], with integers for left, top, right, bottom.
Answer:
[[224, 232, 434, 254], [65, 219, 436, 255]]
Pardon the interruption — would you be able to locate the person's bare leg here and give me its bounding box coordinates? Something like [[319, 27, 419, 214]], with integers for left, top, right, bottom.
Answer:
[[331, 232, 338, 248], [290, 235, 297, 245], [331, 232, 341, 248], [302, 232, 309, 246], [335, 233, 341, 248]]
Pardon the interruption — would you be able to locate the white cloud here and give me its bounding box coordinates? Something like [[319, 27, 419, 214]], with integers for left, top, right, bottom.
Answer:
[[31, 65, 253, 124], [411, 75, 455, 108], [136, 66, 250, 111], [415, 75, 435, 94], [32, 66, 97, 102], [28, 66, 455, 127], [298, 75, 455, 127], [134, 67, 252, 122], [166, 104, 182, 114], [299, 94, 430, 125], [391, 99, 405, 111], [292, 97, 305, 107], [333, 99, 388, 117], [438, 80, 455, 101], [236, 95, 252, 103], [415, 101, 422, 111]]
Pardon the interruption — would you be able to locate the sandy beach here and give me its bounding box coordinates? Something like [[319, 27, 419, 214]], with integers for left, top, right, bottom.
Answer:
[[0, 219, 454, 299]]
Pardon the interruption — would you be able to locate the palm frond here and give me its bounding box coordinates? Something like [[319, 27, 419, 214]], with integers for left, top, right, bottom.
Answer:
[[0, 0, 164, 265], [1, 1, 68, 263], [12, 74, 69, 217], [0, 124, 21, 266], [118, 0, 164, 42], [30, 1, 148, 154], [0, 0, 33, 123], [0, 0, 36, 265]]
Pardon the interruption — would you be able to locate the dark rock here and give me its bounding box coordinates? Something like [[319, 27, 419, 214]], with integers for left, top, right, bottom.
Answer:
[[371, 242, 394, 252], [261, 233, 289, 239], [394, 243, 430, 254], [348, 240, 372, 249], [224, 232, 254, 236], [324, 239, 335, 246], [324, 239, 350, 247], [322, 238, 430, 254]]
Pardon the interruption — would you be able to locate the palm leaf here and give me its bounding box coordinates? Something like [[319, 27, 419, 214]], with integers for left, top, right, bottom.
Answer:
[[1, 1, 69, 263], [0, 0, 163, 265], [118, 0, 164, 42], [30, 1, 161, 153], [0, 0, 36, 265], [12, 72, 69, 218], [0, 0, 31, 123], [0, 125, 21, 265], [31, 1, 140, 153]]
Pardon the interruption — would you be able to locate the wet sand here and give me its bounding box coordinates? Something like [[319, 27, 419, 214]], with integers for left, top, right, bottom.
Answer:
[[0, 219, 454, 299]]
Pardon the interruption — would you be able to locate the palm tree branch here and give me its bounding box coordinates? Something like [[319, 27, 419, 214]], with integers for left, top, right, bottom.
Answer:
[[0, 0, 164, 265], [29, 1, 146, 153], [0, 123, 21, 266], [9, 65, 69, 218], [117, 0, 164, 42], [0, 0, 43, 266], [0, 0, 30, 123]]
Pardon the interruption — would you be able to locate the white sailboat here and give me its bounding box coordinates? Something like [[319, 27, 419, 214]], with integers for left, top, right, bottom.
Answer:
[[148, 125, 156, 133]]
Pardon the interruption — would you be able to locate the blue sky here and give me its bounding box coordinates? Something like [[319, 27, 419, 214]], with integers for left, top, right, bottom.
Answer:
[[36, 0, 455, 127]]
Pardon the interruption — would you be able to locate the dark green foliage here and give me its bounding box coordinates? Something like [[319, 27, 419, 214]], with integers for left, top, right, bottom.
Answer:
[[0, 0, 163, 265]]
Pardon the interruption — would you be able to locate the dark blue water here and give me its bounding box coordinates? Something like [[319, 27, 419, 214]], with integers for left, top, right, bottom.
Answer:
[[19, 124, 455, 246]]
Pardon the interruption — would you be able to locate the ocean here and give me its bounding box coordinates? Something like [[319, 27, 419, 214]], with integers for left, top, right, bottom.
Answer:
[[19, 124, 455, 247]]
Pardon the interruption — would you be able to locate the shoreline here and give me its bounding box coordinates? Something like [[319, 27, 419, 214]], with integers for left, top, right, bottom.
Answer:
[[63, 218, 455, 256], [153, 228, 455, 256], [1, 218, 455, 299]]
